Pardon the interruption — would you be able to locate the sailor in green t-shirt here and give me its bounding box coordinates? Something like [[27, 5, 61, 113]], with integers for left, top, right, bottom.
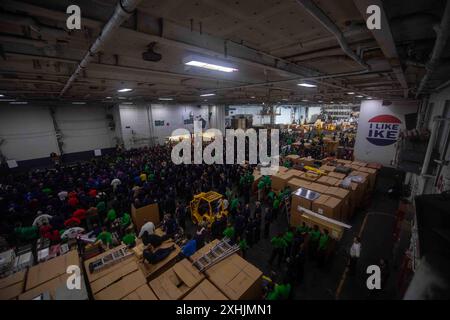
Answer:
[[296, 222, 310, 234], [257, 180, 265, 201], [238, 236, 249, 259], [283, 228, 294, 257], [230, 198, 239, 211], [317, 229, 330, 266], [96, 226, 113, 249], [120, 212, 131, 228], [269, 233, 287, 266], [122, 229, 136, 248], [107, 208, 116, 222], [272, 197, 280, 220], [223, 225, 235, 241], [308, 225, 321, 259], [96, 201, 106, 215]]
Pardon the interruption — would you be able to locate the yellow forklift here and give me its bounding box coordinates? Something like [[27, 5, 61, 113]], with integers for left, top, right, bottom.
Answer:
[[190, 191, 228, 227]]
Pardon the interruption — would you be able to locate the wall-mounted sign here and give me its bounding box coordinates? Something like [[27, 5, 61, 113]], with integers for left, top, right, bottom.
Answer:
[[366, 115, 402, 146], [154, 120, 165, 126]]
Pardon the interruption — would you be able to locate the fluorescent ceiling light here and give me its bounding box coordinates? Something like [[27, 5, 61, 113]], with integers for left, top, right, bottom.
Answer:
[[72, 102, 86, 105], [250, 96, 256, 99], [10, 101, 28, 104], [282, 98, 289, 101], [347, 92, 355, 95], [118, 97, 127, 100], [186, 60, 238, 73], [158, 97, 174, 101], [105, 96, 112, 99], [298, 83, 317, 88], [0, 94, 4, 97], [200, 93, 215, 97], [318, 100, 323, 103], [301, 99, 308, 102], [0, 99, 16, 102], [122, 102, 133, 105], [356, 95, 364, 98], [117, 88, 133, 93], [366, 97, 373, 100]]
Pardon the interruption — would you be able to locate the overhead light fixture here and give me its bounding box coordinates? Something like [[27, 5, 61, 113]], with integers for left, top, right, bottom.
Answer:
[[366, 97, 373, 100], [72, 102, 86, 105], [0, 99, 16, 102], [330, 101, 335, 104], [301, 99, 308, 102], [10, 101, 28, 104], [117, 88, 133, 93], [282, 98, 289, 101], [298, 82, 317, 88], [0, 94, 4, 97], [185, 60, 238, 73], [318, 100, 323, 103], [122, 102, 133, 105], [250, 96, 256, 99], [356, 95, 364, 98], [118, 97, 127, 100], [347, 92, 355, 95], [158, 97, 174, 101], [105, 96, 112, 99], [200, 93, 215, 97]]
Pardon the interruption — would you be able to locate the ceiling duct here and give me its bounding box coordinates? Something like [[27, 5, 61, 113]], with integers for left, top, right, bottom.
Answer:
[[59, 0, 143, 97]]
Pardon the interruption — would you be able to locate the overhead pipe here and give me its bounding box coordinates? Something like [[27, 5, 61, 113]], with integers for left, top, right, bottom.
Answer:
[[416, 0, 450, 97], [59, 0, 142, 97], [295, 0, 370, 70]]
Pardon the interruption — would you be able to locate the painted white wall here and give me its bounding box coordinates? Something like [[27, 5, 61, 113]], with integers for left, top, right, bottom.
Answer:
[[354, 100, 418, 167], [118, 104, 213, 148], [227, 105, 269, 125], [0, 104, 122, 162], [275, 106, 292, 124], [119, 104, 153, 149], [307, 106, 322, 122], [55, 104, 117, 153], [0, 105, 59, 161]]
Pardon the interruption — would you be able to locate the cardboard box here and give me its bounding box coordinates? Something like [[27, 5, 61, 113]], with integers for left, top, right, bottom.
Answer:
[[19, 273, 88, 300], [349, 171, 369, 195], [286, 155, 301, 164], [301, 172, 320, 182], [149, 259, 205, 300], [206, 253, 263, 300], [307, 182, 328, 194], [94, 270, 146, 300], [312, 195, 341, 220], [271, 172, 288, 192], [131, 203, 160, 231], [322, 187, 350, 221], [84, 245, 134, 283], [319, 165, 336, 173], [352, 161, 367, 167], [328, 171, 346, 180], [122, 284, 158, 300], [26, 250, 79, 291], [183, 279, 229, 300], [89, 259, 139, 294], [298, 157, 315, 167], [138, 241, 181, 280], [317, 176, 340, 187], [358, 167, 377, 191], [287, 177, 311, 190], [0, 270, 26, 300], [292, 207, 346, 240], [367, 163, 382, 170]]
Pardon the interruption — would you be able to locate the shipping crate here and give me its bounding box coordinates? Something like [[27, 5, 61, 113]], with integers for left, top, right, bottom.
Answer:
[[122, 284, 158, 300], [137, 241, 181, 281], [94, 270, 147, 300]]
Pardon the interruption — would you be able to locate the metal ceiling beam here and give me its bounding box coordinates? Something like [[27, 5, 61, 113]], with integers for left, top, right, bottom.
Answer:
[[352, 0, 409, 98], [295, 0, 370, 69]]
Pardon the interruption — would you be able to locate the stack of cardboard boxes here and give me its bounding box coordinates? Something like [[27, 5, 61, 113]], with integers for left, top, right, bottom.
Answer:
[[285, 157, 381, 240], [0, 269, 27, 300]]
